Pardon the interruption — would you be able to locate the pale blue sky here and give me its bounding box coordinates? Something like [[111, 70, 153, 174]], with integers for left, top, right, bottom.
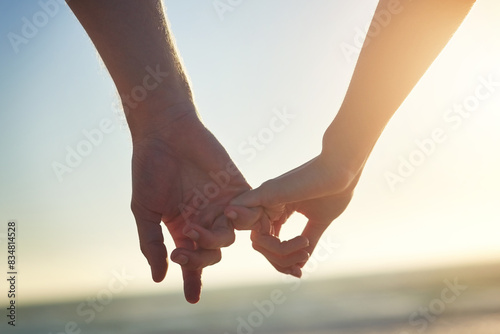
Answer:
[[1, 0, 499, 305]]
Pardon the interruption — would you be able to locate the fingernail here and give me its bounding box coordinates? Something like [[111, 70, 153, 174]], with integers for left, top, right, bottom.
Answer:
[[185, 229, 200, 241], [226, 210, 238, 220], [173, 255, 188, 265]]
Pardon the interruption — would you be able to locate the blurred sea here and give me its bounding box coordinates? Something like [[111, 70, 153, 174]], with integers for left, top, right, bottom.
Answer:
[[2, 262, 500, 334]]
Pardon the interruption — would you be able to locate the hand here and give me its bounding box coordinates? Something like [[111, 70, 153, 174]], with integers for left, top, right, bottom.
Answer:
[[130, 109, 249, 303], [224, 155, 361, 277]]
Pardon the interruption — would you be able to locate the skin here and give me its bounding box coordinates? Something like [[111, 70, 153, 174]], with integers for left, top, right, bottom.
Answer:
[[67, 0, 477, 300], [220, 0, 477, 276], [67, 0, 250, 303]]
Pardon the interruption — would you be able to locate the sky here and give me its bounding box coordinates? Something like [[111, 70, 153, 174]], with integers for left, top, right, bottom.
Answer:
[[0, 0, 499, 306]]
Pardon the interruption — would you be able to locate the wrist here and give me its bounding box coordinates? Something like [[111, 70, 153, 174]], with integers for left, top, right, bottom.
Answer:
[[125, 99, 200, 142], [321, 113, 371, 176]]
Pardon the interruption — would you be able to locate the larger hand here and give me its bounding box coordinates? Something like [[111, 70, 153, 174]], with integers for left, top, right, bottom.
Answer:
[[131, 110, 249, 303]]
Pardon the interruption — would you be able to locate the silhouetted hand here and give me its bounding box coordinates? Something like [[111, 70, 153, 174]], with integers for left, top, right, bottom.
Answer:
[[130, 111, 249, 303], [224, 156, 360, 277]]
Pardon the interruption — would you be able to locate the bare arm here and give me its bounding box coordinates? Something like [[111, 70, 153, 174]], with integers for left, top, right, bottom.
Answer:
[[67, 0, 193, 136], [324, 0, 477, 177], [67, 0, 249, 303], [247, 0, 477, 206], [226, 0, 477, 276]]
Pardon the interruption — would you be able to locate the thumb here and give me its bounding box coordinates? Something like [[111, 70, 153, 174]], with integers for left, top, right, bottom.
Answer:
[[229, 179, 283, 208], [229, 187, 263, 207]]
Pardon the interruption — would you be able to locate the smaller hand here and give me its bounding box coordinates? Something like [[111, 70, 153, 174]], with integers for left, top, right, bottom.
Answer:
[[224, 156, 360, 277]]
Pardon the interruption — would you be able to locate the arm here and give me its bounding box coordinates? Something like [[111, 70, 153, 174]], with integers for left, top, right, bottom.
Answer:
[[225, 0, 476, 275], [67, 0, 250, 303], [67, 0, 193, 136], [323, 0, 477, 176], [238, 0, 476, 206]]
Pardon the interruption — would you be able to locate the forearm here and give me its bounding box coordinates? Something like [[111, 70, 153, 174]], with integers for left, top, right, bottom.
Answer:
[[67, 0, 195, 138], [323, 0, 476, 173]]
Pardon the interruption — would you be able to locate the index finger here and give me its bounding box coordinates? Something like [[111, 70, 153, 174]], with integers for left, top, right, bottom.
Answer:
[[132, 204, 168, 283]]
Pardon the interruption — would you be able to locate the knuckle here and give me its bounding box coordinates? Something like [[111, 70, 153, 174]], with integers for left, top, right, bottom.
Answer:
[[140, 245, 150, 259], [213, 251, 222, 265], [130, 200, 140, 217], [298, 250, 310, 261], [251, 241, 263, 252], [223, 231, 236, 247]]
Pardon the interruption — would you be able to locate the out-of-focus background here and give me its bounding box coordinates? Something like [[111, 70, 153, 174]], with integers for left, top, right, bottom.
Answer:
[[1, 0, 499, 333]]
